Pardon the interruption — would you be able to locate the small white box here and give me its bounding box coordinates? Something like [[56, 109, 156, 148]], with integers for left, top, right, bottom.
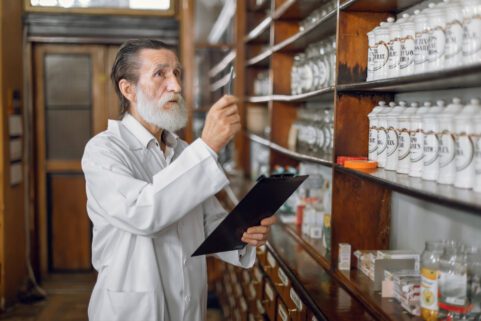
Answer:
[[338, 243, 351, 271]]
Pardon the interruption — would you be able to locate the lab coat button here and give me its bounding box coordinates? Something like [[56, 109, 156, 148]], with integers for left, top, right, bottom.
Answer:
[[184, 295, 190, 303], [183, 258, 187, 265]]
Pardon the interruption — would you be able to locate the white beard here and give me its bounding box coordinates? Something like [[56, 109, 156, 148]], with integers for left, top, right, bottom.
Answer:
[[135, 87, 187, 132]]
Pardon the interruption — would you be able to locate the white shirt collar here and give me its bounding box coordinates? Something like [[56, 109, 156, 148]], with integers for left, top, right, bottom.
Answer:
[[117, 113, 179, 149]]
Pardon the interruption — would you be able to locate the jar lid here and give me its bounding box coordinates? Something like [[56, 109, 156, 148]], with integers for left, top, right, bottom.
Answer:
[[345, 160, 378, 170]]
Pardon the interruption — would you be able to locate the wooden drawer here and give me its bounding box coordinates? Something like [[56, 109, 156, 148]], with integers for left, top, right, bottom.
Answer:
[[251, 264, 265, 301], [263, 278, 277, 321], [277, 300, 289, 321], [285, 287, 307, 321], [256, 245, 267, 266], [264, 250, 280, 281]]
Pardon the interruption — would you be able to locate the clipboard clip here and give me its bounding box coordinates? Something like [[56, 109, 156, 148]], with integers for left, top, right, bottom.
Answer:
[[256, 173, 295, 182]]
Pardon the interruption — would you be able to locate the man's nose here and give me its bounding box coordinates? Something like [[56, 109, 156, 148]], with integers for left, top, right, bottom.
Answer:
[[167, 75, 181, 93]]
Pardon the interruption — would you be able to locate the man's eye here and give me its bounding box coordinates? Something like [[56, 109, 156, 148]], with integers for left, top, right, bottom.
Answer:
[[155, 71, 165, 77]]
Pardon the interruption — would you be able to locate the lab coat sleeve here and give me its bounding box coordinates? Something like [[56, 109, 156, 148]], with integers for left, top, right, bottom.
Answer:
[[202, 196, 256, 268], [82, 136, 229, 237]]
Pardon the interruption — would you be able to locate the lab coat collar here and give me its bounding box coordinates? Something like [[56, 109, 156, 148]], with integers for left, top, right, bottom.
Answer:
[[118, 113, 179, 150]]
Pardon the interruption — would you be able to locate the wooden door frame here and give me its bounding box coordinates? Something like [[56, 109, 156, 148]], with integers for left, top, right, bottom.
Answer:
[[33, 44, 107, 275]]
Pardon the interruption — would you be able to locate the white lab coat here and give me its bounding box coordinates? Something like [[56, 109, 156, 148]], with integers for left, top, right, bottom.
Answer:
[[81, 114, 255, 321]]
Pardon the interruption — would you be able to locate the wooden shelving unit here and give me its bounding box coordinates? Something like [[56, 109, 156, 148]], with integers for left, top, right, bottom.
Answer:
[[205, 0, 481, 320]]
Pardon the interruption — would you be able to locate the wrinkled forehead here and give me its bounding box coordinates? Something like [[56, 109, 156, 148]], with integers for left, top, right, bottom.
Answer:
[[137, 48, 181, 72]]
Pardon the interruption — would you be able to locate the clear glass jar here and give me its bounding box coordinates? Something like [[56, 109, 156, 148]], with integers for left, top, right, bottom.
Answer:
[[318, 43, 330, 90], [420, 240, 446, 321], [438, 242, 468, 321], [307, 45, 321, 92], [329, 37, 337, 87], [467, 246, 481, 320], [291, 55, 301, 95]]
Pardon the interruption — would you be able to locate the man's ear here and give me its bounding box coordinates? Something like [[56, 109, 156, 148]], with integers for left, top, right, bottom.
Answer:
[[119, 79, 136, 104]]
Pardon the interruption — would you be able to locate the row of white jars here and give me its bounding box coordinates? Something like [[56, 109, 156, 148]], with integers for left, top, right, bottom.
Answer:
[[367, 0, 481, 82], [368, 98, 481, 192]]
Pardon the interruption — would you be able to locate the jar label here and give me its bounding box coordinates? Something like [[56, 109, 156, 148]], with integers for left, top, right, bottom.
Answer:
[[256, 300, 265, 314], [415, 31, 430, 64], [369, 128, 378, 153], [423, 132, 439, 166], [398, 129, 411, 160], [475, 135, 481, 175], [421, 267, 438, 311], [438, 270, 467, 309], [428, 26, 446, 62], [377, 128, 388, 155], [455, 133, 474, 171], [318, 60, 329, 88], [463, 16, 481, 55], [368, 46, 375, 72], [438, 132, 456, 168], [388, 39, 401, 70], [387, 128, 399, 156], [410, 130, 424, 162], [400, 37, 415, 69], [316, 128, 325, 149], [445, 20, 463, 59], [373, 42, 389, 71]]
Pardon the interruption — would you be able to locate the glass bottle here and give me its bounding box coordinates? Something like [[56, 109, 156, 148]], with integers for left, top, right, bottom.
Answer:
[[467, 246, 481, 320], [438, 243, 468, 321], [291, 55, 301, 95], [420, 240, 445, 321]]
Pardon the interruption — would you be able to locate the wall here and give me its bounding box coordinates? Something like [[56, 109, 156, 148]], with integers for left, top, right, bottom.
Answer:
[[0, 0, 27, 309]]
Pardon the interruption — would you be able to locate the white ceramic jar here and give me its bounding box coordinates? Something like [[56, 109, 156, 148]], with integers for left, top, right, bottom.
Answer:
[[377, 102, 395, 168], [399, 16, 416, 76], [409, 102, 430, 177], [444, 0, 464, 68], [474, 112, 481, 193], [388, 17, 403, 78], [454, 99, 481, 188], [374, 19, 394, 80], [422, 100, 446, 181], [386, 101, 408, 171], [437, 97, 464, 185], [427, 4, 447, 71], [414, 8, 431, 74], [368, 101, 388, 161], [462, 0, 481, 65], [367, 30, 376, 81], [397, 103, 419, 174]]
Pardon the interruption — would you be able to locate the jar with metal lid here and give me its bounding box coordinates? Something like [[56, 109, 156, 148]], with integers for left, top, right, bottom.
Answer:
[[422, 100, 445, 181], [377, 101, 394, 168], [291, 54, 301, 95], [307, 44, 321, 92], [454, 98, 481, 189], [409, 102, 429, 178], [386, 101, 408, 171], [444, 0, 464, 69], [414, 8, 431, 74], [368, 101, 388, 161], [400, 15, 416, 76], [300, 53, 313, 94], [462, 0, 481, 65], [427, 3, 447, 72], [437, 97, 464, 185], [318, 43, 330, 89]]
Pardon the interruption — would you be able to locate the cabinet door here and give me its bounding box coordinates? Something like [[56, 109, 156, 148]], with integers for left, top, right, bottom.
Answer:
[[34, 44, 108, 272]]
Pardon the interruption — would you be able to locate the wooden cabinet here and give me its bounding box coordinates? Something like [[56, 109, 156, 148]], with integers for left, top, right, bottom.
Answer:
[[209, 0, 481, 320]]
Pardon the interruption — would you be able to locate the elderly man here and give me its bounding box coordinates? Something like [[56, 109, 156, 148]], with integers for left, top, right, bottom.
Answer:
[[81, 39, 276, 321]]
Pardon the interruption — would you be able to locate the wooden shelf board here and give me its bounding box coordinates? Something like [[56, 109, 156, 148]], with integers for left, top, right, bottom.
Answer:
[[272, 9, 337, 52], [246, 49, 272, 67], [340, 0, 423, 13], [337, 64, 481, 93], [282, 223, 331, 269], [209, 49, 236, 78], [335, 165, 481, 214], [273, 0, 327, 20], [335, 270, 423, 321], [247, 132, 333, 167], [245, 16, 273, 43], [245, 87, 335, 103], [267, 224, 378, 321]]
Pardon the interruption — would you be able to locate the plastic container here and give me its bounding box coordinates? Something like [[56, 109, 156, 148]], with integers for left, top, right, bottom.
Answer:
[[420, 240, 446, 321]]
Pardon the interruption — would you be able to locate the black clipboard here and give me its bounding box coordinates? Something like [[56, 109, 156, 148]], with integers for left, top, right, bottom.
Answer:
[[192, 174, 308, 257]]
